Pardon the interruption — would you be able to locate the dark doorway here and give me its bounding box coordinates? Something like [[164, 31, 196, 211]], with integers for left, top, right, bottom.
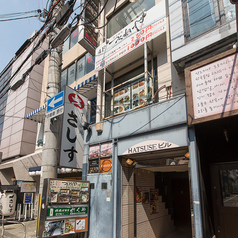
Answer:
[[211, 162, 238, 238], [155, 171, 192, 237]]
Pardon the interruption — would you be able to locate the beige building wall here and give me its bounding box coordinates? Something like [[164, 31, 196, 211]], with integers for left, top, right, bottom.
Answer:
[[0, 34, 47, 159]]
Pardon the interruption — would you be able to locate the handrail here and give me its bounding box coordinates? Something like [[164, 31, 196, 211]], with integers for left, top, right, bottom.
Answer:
[[2, 220, 26, 238]]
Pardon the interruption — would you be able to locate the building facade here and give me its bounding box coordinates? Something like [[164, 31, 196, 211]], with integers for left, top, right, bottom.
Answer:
[[82, 0, 237, 237]]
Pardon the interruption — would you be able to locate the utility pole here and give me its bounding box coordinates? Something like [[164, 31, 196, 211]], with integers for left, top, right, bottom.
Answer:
[[39, 0, 64, 193]]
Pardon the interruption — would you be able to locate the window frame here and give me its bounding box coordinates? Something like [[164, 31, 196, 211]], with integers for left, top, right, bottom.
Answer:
[[182, 0, 235, 41]]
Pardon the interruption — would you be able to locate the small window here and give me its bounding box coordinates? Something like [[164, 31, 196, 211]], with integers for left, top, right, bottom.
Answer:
[[61, 69, 67, 88], [62, 37, 69, 55], [107, 0, 155, 38], [70, 28, 78, 48], [76, 57, 85, 80], [85, 53, 95, 74], [183, 0, 235, 39], [67, 64, 75, 85]]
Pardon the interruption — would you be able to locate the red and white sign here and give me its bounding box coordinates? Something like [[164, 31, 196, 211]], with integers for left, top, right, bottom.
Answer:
[[95, 2, 166, 71], [59, 86, 88, 168]]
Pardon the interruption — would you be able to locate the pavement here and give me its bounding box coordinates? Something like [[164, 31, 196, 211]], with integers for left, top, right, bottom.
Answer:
[[0, 219, 37, 238]]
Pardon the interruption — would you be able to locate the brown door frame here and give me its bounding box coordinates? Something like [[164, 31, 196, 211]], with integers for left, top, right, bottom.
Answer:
[[210, 162, 238, 238]]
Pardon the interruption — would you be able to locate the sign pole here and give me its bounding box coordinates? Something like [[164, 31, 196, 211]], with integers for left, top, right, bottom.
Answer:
[[39, 0, 64, 194]]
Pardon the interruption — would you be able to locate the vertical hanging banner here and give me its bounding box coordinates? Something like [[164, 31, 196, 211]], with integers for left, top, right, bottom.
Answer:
[[60, 86, 88, 168]]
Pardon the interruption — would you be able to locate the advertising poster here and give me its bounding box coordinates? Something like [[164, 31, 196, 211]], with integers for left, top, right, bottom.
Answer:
[[89, 145, 100, 159], [132, 79, 146, 109], [142, 192, 149, 204], [48, 179, 89, 205], [136, 187, 142, 203], [75, 218, 88, 232], [89, 159, 99, 173], [114, 85, 131, 114], [20, 182, 36, 193], [100, 142, 112, 157], [100, 158, 112, 173], [150, 189, 159, 214], [43, 220, 65, 237]]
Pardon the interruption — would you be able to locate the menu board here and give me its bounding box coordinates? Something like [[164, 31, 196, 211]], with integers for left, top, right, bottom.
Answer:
[[132, 79, 146, 108], [114, 85, 131, 114], [39, 179, 90, 238], [191, 53, 238, 119], [88, 159, 99, 173], [48, 180, 89, 205]]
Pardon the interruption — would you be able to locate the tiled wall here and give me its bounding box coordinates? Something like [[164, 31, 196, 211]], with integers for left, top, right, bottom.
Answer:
[[121, 163, 175, 238]]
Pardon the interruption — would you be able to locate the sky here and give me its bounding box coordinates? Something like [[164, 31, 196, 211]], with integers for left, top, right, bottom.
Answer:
[[0, 0, 46, 73]]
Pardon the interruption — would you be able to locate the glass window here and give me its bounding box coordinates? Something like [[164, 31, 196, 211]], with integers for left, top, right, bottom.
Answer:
[[76, 57, 85, 80], [70, 28, 78, 48], [62, 37, 69, 55], [61, 69, 67, 88], [90, 98, 97, 124], [107, 0, 155, 38], [220, 169, 238, 207], [85, 53, 95, 74], [186, 0, 216, 38], [184, 0, 235, 39], [67, 64, 75, 85]]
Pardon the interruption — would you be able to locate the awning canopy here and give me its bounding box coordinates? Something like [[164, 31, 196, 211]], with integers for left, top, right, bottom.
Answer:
[[26, 74, 98, 123], [26, 104, 46, 123]]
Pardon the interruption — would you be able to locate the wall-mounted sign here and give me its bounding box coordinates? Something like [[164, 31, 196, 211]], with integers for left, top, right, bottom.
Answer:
[[100, 158, 112, 173], [47, 205, 88, 219], [95, 1, 166, 71], [122, 140, 179, 155], [60, 86, 88, 168], [190, 53, 238, 120], [20, 182, 36, 193], [39, 179, 90, 237], [23, 193, 33, 204]]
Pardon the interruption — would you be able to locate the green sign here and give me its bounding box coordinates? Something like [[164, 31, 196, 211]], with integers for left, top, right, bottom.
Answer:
[[47, 205, 88, 218]]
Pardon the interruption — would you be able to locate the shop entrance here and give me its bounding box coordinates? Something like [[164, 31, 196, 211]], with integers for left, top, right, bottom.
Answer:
[[134, 164, 192, 238], [211, 162, 238, 238]]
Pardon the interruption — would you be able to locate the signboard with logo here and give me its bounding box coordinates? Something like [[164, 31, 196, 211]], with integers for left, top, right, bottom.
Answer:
[[95, 2, 166, 71], [38, 179, 90, 237], [59, 86, 88, 168]]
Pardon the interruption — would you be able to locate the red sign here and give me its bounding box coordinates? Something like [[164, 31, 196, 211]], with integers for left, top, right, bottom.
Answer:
[[68, 93, 85, 109]]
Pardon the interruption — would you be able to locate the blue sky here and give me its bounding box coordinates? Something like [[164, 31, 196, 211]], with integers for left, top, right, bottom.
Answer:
[[0, 0, 45, 72]]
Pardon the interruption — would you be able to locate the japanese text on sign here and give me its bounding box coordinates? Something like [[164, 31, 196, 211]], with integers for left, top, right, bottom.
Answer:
[[191, 53, 238, 119]]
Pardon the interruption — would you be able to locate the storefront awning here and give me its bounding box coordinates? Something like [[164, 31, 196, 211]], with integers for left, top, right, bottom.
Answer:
[[26, 104, 46, 123], [26, 74, 98, 123]]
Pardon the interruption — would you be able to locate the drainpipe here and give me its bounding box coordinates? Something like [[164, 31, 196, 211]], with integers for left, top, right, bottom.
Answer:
[[144, 43, 148, 102], [188, 127, 203, 237], [112, 139, 118, 238]]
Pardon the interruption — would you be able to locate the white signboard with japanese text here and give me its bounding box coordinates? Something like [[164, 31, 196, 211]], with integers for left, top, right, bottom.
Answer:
[[191, 53, 238, 119], [95, 1, 166, 71], [59, 86, 88, 168]]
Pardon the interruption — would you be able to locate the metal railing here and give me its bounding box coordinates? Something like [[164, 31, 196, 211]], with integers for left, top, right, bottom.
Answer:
[[1, 216, 26, 238]]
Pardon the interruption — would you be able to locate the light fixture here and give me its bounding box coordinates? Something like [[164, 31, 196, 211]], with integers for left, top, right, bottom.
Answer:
[[126, 158, 137, 166], [185, 152, 189, 159], [129, 0, 146, 17], [126, 158, 134, 165]]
